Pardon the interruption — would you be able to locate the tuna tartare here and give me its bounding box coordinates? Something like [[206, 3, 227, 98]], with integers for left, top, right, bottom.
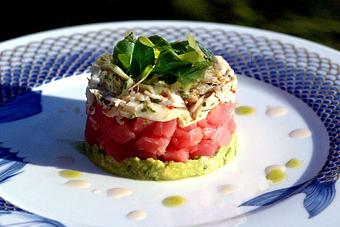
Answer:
[[84, 33, 238, 180]]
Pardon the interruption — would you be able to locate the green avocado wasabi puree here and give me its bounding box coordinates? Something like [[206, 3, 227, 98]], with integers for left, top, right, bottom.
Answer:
[[59, 170, 82, 178], [286, 159, 301, 168], [81, 133, 237, 181], [235, 106, 256, 116], [162, 195, 186, 207], [266, 168, 286, 184]]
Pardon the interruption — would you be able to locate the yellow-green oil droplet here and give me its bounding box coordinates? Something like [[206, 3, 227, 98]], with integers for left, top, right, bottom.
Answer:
[[235, 106, 256, 116], [162, 195, 186, 208], [266, 169, 286, 184], [286, 159, 301, 168], [59, 170, 82, 178]]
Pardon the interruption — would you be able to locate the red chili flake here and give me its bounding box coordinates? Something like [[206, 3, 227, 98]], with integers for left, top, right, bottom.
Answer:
[[165, 104, 174, 109]]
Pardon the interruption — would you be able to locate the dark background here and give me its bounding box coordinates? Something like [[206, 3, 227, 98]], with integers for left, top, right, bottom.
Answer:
[[0, 0, 339, 49]]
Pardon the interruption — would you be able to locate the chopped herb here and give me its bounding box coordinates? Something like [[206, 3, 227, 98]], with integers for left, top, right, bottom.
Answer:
[[150, 98, 162, 103], [142, 102, 156, 113], [122, 77, 134, 93], [129, 113, 137, 119], [202, 102, 207, 107], [149, 107, 156, 113]]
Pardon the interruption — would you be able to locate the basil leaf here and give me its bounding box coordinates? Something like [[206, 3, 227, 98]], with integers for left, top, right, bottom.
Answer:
[[148, 36, 172, 60], [154, 51, 190, 74], [187, 34, 207, 61], [176, 61, 211, 87], [112, 34, 135, 72], [130, 38, 155, 77], [111, 33, 215, 88], [198, 42, 214, 61], [170, 41, 189, 54], [177, 51, 201, 63], [138, 36, 155, 48], [149, 35, 170, 48], [117, 54, 131, 69]]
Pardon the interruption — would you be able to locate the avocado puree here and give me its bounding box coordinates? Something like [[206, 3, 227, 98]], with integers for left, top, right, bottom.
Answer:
[[162, 195, 186, 207], [82, 133, 238, 181]]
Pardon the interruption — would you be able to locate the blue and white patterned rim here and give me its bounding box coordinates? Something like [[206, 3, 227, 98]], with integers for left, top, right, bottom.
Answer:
[[0, 22, 339, 226]]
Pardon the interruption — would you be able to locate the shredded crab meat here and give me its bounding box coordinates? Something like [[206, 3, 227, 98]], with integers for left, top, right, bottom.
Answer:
[[143, 90, 164, 102], [87, 55, 237, 125], [189, 95, 205, 114]]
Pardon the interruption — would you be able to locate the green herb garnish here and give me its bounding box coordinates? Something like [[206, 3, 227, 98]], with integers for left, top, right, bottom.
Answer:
[[150, 98, 162, 103], [141, 102, 156, 113], [112, 33, 214, 89]]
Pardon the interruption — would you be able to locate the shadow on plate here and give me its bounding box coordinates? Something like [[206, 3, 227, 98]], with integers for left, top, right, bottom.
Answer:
[[0, 94, 113, 177]]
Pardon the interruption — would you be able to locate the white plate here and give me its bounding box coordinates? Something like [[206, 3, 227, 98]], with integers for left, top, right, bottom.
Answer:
[[0, 21, 339, 227]]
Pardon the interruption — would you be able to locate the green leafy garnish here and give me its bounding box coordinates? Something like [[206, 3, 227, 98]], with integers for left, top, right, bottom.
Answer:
[[138, 36, 155, 48], [111, 33, 214, 89], [149, 35, 171, 48], [129, 64, 155, 91], [154, 51, 190, 74], [150, 98, 162, 103], [130, 38, 155, 76], [176, 61, 212, 87], [112, 32, 135, 72]]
